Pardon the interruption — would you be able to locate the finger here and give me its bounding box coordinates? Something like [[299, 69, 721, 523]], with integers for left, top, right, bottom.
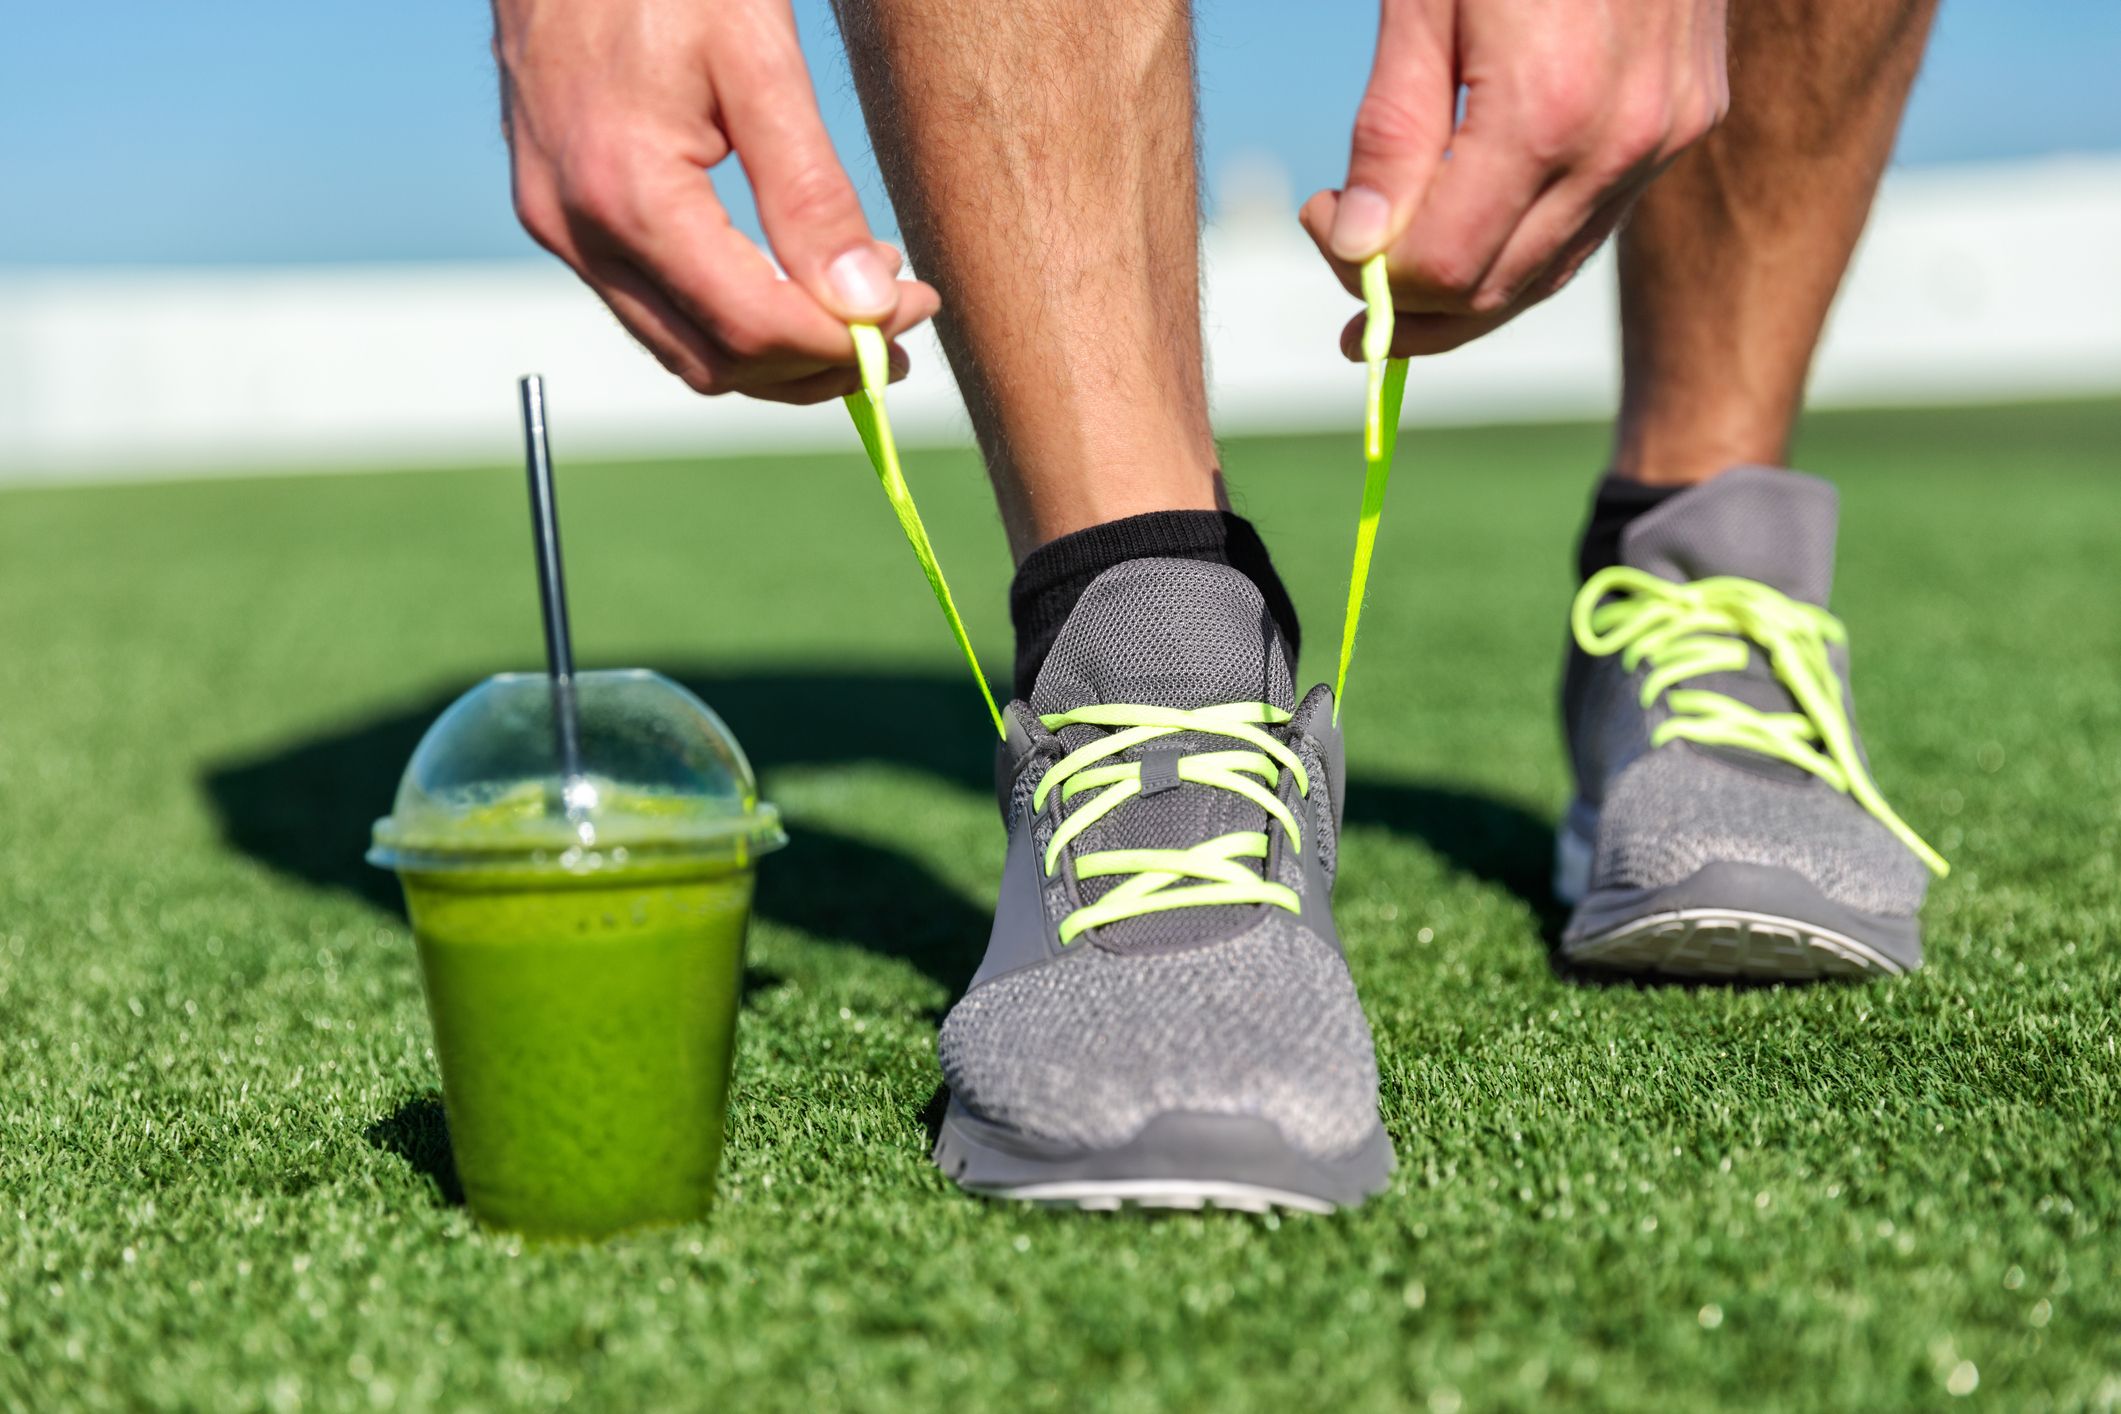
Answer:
[[552, 135, 847, 371], [876, 277, 941, 340], [711, 5, 899, 324], [1337, 308, 1511, 360], [629, 173, 854, 367], [1298, 190, 1364, 300], [615, 165, 937, 383], [1379, 126, 1552, 314], [554, 138, 934, 390], [1468, 176, 1645, 315], [1332, 0, 1457, 262], [590, 232, 931, 396], [1330, 185, 1631, 362], [514, 164, 751, 392], [746, 341, 914, 407], [584, 256, 737, 394]]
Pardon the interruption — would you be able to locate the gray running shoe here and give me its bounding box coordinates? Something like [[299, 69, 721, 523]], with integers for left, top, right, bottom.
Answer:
[[1556, 467, 1947, 979], [934, 559, 1393, 1212]]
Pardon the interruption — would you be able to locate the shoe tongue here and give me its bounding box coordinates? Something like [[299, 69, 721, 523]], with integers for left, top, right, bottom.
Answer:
[[1029, 558, 1295, 717], [1621, 466, 1839, 608]]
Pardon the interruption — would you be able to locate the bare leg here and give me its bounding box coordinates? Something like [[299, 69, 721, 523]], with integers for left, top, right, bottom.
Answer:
[[833, 0, 1217, 560], [1614, 0, 1941, 486]]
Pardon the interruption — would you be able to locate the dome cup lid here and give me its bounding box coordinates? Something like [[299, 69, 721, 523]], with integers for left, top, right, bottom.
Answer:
[[368, 670, 786, 878]]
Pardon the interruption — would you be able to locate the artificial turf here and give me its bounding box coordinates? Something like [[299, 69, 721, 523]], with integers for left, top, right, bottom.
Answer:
[[1, 398, 2116, 1412]]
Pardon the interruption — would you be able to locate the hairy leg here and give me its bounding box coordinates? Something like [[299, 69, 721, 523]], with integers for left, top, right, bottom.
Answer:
[[1613, 0, 1940, 485], [833, 0, 1216, 559]]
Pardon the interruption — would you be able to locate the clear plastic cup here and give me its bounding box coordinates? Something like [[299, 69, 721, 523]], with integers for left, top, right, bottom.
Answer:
[[368, 670, 785, 1238]]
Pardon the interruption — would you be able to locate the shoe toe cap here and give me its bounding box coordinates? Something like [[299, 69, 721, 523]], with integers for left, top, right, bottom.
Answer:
[[938, 918, 1382, 1162]]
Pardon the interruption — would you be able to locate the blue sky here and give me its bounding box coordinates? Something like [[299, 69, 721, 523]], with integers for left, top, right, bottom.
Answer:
[[2, 1, 2114, 266]]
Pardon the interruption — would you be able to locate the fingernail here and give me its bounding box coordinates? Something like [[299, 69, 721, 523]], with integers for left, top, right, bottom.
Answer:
[[827, 247, 894, 318], [1330, 186, 1391, 262]]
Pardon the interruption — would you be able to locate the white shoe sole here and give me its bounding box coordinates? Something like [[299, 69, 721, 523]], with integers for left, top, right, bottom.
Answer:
[[1564, 906, 1905, 979], [963, 1179, 1337, 1216], [933, 1104, 1394, 1215], [1554, 817, 1918, 979]]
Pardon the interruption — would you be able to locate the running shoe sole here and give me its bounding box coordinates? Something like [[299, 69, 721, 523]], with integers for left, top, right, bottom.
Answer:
[[933, 1102, 1395, 1214], [1555, 830, 1923, 980]]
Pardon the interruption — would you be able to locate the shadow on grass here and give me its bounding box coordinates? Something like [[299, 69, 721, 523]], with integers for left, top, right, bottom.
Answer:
[[201, 665, 1563, 996], [364, 1094, 463, 1208], [1345, 779, 1563, 933], [216, 666, 1575, 1191], [201, 668, 998, 996]]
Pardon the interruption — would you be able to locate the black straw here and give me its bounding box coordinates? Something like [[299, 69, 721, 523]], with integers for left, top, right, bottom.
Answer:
[[517, 375, 584, 795]]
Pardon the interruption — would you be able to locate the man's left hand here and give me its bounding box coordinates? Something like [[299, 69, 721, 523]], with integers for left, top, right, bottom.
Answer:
[[1302, 0, 1729, 357]]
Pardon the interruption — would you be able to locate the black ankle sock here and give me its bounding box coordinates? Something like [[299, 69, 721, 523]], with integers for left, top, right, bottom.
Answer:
[[1010, 510, 1301, 697], [1576, 473, 1687, 581]]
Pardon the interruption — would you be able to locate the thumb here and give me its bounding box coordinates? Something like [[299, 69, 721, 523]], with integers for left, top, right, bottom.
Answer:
[[1333, 0, 1456, 263], [715, 19, 899, 324]]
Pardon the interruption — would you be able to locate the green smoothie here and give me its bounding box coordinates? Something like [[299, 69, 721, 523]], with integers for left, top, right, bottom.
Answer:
[[371, 671, 785, 1239], [401, 858, 754, 1237]]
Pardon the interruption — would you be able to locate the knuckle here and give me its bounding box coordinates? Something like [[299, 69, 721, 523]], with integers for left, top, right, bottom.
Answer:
[[562, 164, 635, 235], [676, 354, 733, 396], [1520, 75, 1599, 164], [1600, 91, 1674, 170], [1670, 87, 1725, 148], [1350, 91, 1430, 160], [1414, 250, 1482, 300], [511, 188, 566, 252], [1616, 116, 1672, 167], [1668, 112, 1711, 152], [1688, 63, 1734, 134], [1520, 121, 1575, 169], [712, 313, 776, 363], [771, 161, 859, 230], [555, 133, 650, 234], [1468, 282, 1516, 315]]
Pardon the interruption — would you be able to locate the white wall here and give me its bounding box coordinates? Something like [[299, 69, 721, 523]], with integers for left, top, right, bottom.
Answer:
[[2, 156, 2115, 485]]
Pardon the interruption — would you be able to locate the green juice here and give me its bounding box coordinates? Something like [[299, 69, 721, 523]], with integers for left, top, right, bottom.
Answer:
[[399, 856, 756, 1239], [372, 672, 785, 1239]]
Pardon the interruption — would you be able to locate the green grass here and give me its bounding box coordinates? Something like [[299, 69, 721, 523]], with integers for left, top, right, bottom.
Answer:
[[3, 399, 2117, 1412]]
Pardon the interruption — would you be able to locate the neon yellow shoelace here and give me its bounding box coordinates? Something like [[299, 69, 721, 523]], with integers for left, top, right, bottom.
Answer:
[[1333, 254, 1410, 722], [843, 324, 1005, 738], [1031, 702, 1308, 943], [1571, 566, 1948, 877], [841, 255, 1407, 939]]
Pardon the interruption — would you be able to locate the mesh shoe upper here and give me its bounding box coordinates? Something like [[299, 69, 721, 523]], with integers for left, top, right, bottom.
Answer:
[[939, 559, 1382, 1159], [1565, 466, 1932, 919], [1026, 557, 1299, 950], [1591, 745, 1930, 915], [939, 913, 1383, 1157]]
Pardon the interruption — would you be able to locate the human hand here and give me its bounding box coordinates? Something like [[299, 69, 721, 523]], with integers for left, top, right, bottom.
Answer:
[[493, 0, 940, 403], [1301, 0, 1728, 357]]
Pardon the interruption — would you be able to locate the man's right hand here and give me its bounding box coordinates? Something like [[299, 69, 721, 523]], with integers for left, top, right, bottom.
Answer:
[[493, 0, 939, 404]]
